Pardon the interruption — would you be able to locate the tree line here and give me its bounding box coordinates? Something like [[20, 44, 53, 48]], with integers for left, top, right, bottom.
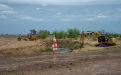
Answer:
[[97, 30, 121, 38], [30, 29, 121, 39], [36, 28, 80, 39]]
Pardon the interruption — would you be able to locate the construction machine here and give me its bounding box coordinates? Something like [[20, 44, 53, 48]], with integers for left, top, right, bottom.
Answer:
[[80, 31, 116, 47], [17, 33, 38, 41]]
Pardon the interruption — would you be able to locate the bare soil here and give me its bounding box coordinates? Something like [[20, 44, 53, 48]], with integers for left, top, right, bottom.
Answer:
[[0, 48, 121, 75], [0, 35, 121, 75]]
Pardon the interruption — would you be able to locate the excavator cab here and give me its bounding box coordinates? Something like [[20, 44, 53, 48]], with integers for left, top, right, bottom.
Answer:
[[98, 36, 108, 42]]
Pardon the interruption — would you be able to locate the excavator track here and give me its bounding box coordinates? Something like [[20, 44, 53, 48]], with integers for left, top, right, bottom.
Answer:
[[94, 43, 116, 47]]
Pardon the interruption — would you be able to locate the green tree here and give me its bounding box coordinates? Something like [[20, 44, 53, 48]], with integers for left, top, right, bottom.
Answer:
[[52, 30, 67, 39], [84, 35, 88, 38], [67, 28, 80, 40], [67, 29, 73, 38], [64, 32, 68, 38], [38, 30, 43, 38], [113, 33, 118, 38], [41, 31, 48, 39], [52, 29, 80, 39], [30, 29, 36, 35], [58, 31, 65, 39], [120, 34, 121, 38], [52, 30, 58, 38], [73, 28, 80, 35], [111, 32, 114, 36]]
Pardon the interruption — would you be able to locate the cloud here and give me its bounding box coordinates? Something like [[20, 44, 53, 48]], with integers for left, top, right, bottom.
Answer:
[[117, 8, 121, 12], [42, 4, 47, 6], [9, 19, 18, 21], [0, 0, 120, 5], [0, 11, 17, 14], [96, 14, 108, 18], [0, 4, 13, 10], [80, 18, 95, 21], [36, 8, 40, 10], [57, 13, 62, 15], [85, 18, 94, 21], [0, 15, 8, 19], [61, 19, 72, 21], [46, 19, 53, 21], [21, 17, 44, 21]]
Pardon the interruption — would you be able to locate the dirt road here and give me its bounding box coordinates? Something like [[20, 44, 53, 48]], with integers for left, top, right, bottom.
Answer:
[[0, 49, 121, 75]]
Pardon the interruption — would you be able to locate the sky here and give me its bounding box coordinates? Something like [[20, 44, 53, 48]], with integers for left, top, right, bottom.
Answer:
[[0, 0, 121, 35]]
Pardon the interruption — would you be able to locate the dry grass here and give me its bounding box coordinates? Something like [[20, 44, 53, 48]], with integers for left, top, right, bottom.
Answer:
[[0, 38, 44, 56], [0, 38, 42, 49], [0, 35, 121, 56]]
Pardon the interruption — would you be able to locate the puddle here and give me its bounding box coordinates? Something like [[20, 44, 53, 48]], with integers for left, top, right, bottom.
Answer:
[[57, 47, 71, 53]]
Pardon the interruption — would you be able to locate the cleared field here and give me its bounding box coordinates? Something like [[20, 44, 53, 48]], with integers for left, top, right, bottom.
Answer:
[[0, 35, 121, 75]]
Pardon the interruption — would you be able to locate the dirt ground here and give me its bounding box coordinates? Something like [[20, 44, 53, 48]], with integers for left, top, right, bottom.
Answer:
[[0, 35, 121, 75], [0, 49, 121, 75]]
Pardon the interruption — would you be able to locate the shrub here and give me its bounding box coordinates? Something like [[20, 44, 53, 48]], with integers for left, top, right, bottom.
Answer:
[[52, 30, 58, 38], [84, 35, 88, 37], [120, 34, 121, 38], [92, 36, 97, 41], [67, 28, 80, 40], [45, 48, 53, 52], [52, 29, 80, 39], [41, 31, 48, 39], [111, 32, 114, 36], [90, 35, 92, 38], [58, 31, 65, 39], [67, 29, 73, 38], [75, 37, 77, 40], [52, 30, 67, 39], [38, 30, 43, 38], [67, 42, 80, 50], [64, 32, 68, 38], [113, 33, 118, 38]]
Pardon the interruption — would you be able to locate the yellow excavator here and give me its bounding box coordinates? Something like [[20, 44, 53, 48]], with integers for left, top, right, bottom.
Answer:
[[80, 31, 116, 47], [17, 33, 38, 41]]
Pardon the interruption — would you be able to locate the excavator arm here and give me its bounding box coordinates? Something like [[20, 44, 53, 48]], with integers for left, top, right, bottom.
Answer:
[[80, 31, 102, 47], [90, 32, 102, 36], [81, 31, 89, 47]]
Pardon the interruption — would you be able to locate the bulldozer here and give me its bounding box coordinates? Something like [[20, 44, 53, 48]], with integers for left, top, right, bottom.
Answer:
[[17, 30, 38, 41], [80, 31, 116, 47], [17, 33, 38, 41]]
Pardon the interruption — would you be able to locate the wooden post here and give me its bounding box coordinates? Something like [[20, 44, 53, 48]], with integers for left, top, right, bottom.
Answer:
[[54, 55, 55, 65], [53, 51, 55, 65]]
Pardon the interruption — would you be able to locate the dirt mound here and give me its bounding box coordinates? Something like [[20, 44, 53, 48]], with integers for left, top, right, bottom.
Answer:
[[84, 43, 93, 47]]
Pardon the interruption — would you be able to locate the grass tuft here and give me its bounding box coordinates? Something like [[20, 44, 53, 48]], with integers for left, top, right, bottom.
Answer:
[[95, 50, 121, 55], [72, 63, 75, 66], [117, 39, 121, 41], [45, 48, 53, 52]]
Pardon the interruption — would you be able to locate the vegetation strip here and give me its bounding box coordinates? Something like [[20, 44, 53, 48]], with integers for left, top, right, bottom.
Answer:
[[95, 49, 121, 55]]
